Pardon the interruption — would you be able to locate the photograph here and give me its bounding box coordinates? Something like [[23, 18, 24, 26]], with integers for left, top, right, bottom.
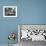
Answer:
[[3, 6, 17, 17], [18, 24, 46, 46]]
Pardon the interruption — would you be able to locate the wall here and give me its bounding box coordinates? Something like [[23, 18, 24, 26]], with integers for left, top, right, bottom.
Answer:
[[0, 0, 18, 44], [19, 0, 46, 24], [0, 0, 46, 44]]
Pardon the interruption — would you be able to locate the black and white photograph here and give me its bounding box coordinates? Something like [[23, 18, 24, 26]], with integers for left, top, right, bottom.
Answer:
[[3, 6, 17, 17], [18, 25, 46, 46]]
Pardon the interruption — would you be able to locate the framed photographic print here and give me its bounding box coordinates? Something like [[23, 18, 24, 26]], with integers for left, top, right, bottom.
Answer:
[[3, 6, 17, 17], [18, 24, 46, 42]]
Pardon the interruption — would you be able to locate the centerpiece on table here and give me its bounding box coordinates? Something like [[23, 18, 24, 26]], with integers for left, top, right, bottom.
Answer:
[[8, 32, 16, 46]]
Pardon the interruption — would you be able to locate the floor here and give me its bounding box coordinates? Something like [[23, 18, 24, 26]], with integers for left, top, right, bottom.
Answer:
[[0, 44, 18, 46], [19, 39, 46, 46], [0, 40, 46, 46]]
